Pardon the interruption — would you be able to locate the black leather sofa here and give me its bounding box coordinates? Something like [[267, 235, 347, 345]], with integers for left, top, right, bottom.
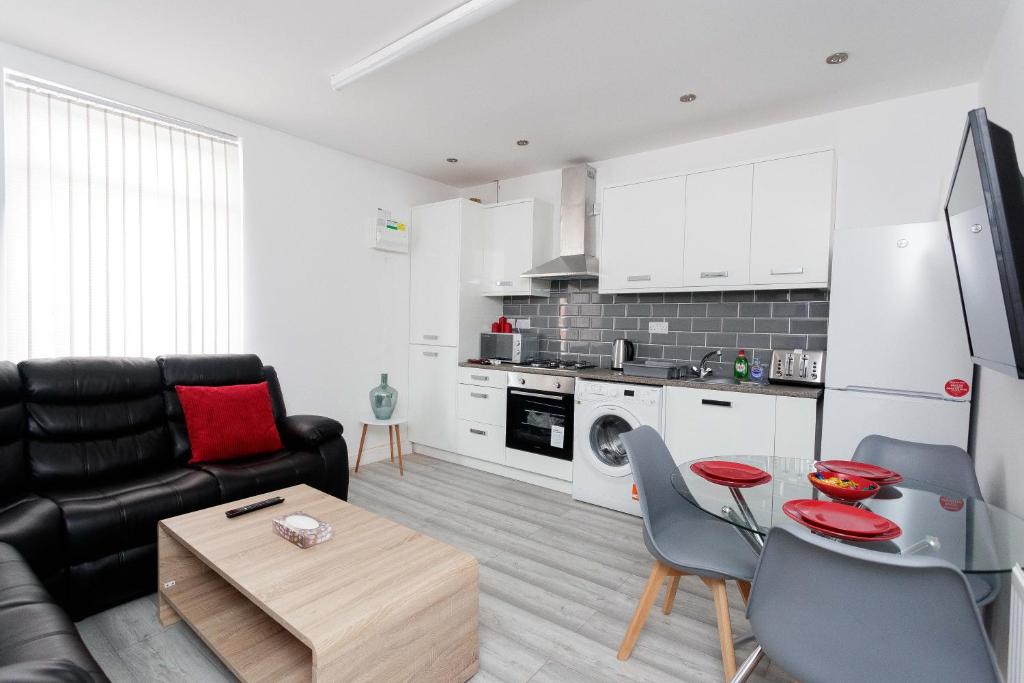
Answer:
[[0, 354, 348, 680]]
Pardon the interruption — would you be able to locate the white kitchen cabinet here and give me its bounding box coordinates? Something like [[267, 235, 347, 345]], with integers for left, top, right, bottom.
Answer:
[[481, 199, 554, 297], [457, 366, 508, 388], [749, 151, 834, 286], [774, 396, 819, 460], [683, 165, 753, 288], [407, 198, 499, 457], [600, 176, 686, 292], [455, 421, 506, 465], [663, 387, 776, 465], [409, 199, 498, 349], [410, 201, 459, 346], [456, 382, 507, 426], [408, 345, 457, 452]]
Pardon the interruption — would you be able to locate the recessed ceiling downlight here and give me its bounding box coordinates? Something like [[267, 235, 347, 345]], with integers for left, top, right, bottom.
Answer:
[[679, 93, 697, 103], [516, 139, 529, 146], [446, 157, 458, 163], [826, 52, 849, 65]]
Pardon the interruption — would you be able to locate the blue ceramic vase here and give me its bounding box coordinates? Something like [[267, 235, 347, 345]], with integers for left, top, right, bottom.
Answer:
[[369, 373, 398, 420]]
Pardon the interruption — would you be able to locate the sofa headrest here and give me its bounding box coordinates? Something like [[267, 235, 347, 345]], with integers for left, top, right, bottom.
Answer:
[[158, 354, 264, 388], [19, 357, 161, 401], [0, 362, 20, 404]]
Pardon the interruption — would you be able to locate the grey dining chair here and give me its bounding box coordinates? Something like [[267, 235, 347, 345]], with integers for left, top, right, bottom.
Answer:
[[732, 523, 1002, 683], [854, 434, 1000, 606], [853, 434, 983, 498], [618, 426, 758, 682]]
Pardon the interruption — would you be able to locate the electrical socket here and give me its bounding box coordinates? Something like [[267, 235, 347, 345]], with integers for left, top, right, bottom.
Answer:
[[648, 321, 669, 334], [516, 318, 531, 329]]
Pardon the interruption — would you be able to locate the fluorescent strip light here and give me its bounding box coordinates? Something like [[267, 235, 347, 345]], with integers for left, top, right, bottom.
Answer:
[[330, 0, 519, 90]]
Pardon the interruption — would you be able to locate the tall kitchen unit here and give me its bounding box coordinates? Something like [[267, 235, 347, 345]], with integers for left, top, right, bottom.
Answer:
[[407, 199, 500, 453], [821, 222, 974, 455]]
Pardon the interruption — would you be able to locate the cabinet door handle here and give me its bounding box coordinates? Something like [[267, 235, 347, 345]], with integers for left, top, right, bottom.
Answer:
[[422, 334, 439, 340], [470, 374, 490, 381], [495, 280, 513, 287], [770, 267, 804, 276], [469, 428, 487, 436], [470, 392, 488, 399], [700, 271, 729, 279], [423, 351, 439, 358], [701, 398, 732, 407], [627, 274, 652, 282]]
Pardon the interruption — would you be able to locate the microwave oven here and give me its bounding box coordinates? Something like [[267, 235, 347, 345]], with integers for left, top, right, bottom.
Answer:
[[480, 332, 540, 362]]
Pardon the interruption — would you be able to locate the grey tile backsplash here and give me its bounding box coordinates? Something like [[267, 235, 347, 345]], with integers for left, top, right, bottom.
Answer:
[[502, 280, 829, 375]]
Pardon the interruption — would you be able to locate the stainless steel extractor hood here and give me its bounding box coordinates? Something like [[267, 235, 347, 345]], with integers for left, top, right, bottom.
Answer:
[[521, 164, 599, 279]]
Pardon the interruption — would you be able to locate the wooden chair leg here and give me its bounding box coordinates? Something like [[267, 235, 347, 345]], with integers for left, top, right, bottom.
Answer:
[[663, 574, 681, 615], [388, 426, 394, 462], [701, 577, 737, 682], [618, 561, 669, 660], [395, 425, 405, 476], [737, 580, 751, 606], [354, 424, 368, 473]]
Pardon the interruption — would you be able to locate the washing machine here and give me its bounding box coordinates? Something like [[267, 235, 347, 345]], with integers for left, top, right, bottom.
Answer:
[[572, 380, 664, 516]]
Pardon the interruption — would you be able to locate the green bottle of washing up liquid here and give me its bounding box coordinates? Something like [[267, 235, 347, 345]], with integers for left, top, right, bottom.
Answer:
[[733, 349, 750, 381]]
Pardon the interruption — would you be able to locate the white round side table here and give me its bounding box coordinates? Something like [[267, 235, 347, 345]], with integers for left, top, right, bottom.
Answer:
[[354, 416, 408, 476]]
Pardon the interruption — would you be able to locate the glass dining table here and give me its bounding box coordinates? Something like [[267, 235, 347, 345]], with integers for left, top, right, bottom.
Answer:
[[671, 455, 1024, 573]]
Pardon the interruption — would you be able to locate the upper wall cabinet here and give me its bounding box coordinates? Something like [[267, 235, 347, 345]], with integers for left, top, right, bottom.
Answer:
[[600, 176, 686, 291], [749, 151, 834, 287], [682, 164, 753, 288], [481, 199, 554, 297], [598, 150, 834, 293]]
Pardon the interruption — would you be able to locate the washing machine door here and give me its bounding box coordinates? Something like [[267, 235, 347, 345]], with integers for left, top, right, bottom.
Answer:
[[581, 405, 641, 477]]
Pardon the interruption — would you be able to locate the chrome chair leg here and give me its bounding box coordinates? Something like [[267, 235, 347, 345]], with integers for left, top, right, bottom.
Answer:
[[730, 645, 764, 683]]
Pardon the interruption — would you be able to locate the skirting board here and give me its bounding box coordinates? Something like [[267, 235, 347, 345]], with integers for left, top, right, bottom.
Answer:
[[414, 443, 572, 494]]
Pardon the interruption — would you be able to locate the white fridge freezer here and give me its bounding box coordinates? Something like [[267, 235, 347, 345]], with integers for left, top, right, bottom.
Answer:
[[821, 388, 971, 456], [822, 222, 974, 454]]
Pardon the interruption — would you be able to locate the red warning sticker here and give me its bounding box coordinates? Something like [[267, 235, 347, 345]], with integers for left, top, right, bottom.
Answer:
[[944, 379, 970, 398], [940, 496, 965, 512], [631, 483, 639, 502]]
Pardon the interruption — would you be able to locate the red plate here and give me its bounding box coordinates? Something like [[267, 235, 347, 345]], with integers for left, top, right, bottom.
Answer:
[[817, 460, 904, 486], [690, 461, 772, 488], [783, 499, 901, 540]]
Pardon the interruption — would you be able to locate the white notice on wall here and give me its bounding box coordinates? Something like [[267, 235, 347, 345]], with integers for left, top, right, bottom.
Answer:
[[550, 425, 565, 449]]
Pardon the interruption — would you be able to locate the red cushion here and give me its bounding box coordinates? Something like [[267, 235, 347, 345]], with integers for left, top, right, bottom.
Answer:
[[176, 382, 283, 463]]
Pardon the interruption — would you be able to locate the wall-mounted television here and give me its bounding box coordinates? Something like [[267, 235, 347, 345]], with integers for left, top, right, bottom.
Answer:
[[945, 108, 1024, 379]]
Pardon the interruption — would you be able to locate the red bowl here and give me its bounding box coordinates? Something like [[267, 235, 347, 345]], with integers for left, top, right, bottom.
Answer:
[[807, 471, 880, 502]]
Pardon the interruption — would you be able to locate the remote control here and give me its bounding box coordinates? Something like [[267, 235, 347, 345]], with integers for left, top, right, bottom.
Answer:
[[225, 496, 284, 518]]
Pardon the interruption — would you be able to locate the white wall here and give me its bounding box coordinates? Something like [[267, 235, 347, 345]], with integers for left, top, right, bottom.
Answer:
[[0, 40, 458, 464], [974, 0, 1024, 520], [465, 84, 978, 239]]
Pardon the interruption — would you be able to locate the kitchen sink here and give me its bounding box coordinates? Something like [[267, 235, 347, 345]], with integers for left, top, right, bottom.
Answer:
[[691, 377, 741, 385]]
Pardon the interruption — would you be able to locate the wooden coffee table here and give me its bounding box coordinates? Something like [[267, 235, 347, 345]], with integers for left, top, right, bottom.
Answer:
[[157, 484, 479, 682]]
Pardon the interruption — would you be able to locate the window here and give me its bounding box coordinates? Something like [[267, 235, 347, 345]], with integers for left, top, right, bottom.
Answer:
[[2, 73, 242, 360]]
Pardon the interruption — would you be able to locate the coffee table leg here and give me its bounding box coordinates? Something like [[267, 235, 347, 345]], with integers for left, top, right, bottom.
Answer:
[[395, 425, 405, 476], [354, 424, 368, 473]]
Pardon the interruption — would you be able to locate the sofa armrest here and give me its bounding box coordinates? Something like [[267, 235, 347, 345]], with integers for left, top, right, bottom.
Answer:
[[278, 415, 343, 449]]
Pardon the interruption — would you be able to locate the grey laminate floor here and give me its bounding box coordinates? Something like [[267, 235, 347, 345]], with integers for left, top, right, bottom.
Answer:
[[76, 454, 792, 682]]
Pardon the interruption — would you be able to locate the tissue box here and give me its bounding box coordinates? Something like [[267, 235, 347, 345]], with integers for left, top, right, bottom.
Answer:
[[272, 512, 333, 549]]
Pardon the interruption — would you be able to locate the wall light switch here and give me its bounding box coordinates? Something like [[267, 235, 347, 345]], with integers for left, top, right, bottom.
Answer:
[[648, 321, 669, 334], [516, 318, 531, 329]]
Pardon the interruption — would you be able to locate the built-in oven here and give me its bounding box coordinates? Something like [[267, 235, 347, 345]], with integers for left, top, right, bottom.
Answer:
[[505, 372, 575, 461]]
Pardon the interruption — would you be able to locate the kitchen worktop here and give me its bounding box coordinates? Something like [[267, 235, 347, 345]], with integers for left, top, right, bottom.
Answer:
[[458, 362, 823, 399]]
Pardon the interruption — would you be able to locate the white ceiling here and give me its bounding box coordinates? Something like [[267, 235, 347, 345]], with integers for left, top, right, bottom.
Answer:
[[0, 0, 1008, 187]]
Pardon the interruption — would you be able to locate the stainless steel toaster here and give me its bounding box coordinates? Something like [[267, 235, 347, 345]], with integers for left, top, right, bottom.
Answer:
[[769, 349, 826, 385]]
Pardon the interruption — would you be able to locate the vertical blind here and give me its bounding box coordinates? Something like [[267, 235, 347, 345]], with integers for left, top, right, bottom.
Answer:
[[2, 75, 242, 360]]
